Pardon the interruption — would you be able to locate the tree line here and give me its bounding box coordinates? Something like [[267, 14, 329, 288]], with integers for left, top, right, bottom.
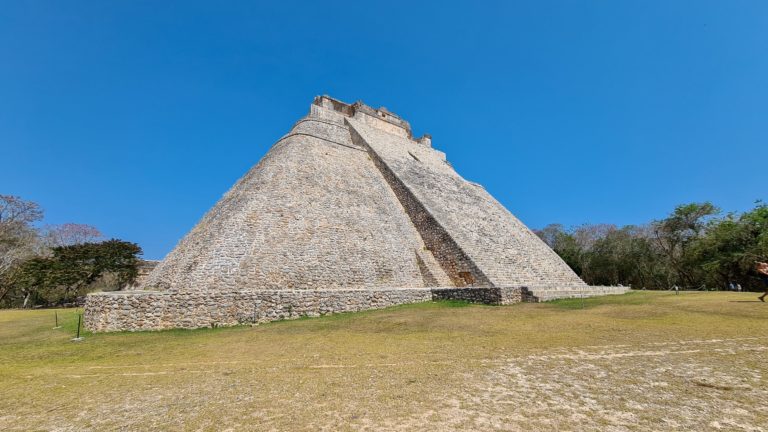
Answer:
[[3, 194, 765, 308], [535, 201, 768, 291], [0, 195, 141, 308]]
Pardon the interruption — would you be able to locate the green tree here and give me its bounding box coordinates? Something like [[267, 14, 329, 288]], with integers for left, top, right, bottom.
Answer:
[[13, 240, 142, 306], [582, 225, 663, 288], [536, 224, 585, 275], [652, 202, 719, 288], [688, 202, 768, 290], [537, 202, 768, 290]]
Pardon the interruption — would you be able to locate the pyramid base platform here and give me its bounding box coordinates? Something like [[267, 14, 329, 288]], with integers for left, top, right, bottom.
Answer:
[[84, 285, 631, 332]]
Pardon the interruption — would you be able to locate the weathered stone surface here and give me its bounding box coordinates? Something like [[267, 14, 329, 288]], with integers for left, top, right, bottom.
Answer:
[[346, 116, 586, 290], [124, 259, 159, 290], [142, 106, 446, 293], [85, 288, 429, 331], [431, 287, 523, 305], [84, 285, 630, 332], [85, 95, 627, 332]]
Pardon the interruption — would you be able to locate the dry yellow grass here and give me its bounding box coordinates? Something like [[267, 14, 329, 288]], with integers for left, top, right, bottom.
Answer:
[[1, 291, 767, 431]]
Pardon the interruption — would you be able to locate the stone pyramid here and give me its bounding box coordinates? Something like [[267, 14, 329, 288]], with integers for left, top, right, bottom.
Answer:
[[86, 96, 628, 331], [143, 95, 584, 292]]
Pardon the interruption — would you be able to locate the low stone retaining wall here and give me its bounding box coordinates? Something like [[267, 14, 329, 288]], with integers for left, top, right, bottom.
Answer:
[[84, 287, 526, 332], [523, 285, 632, 302], [430, 287, 523, 305], [84, 285, 630, 332]]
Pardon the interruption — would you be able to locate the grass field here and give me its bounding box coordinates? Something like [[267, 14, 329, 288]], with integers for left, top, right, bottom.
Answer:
[[1, 291, 767, 431]]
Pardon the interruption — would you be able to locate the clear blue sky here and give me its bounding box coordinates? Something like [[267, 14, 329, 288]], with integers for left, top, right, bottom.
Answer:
[[2, 1, 766, 260]]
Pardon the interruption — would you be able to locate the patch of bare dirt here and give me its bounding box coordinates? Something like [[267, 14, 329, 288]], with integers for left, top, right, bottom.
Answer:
[[386, 337, 768, 431]]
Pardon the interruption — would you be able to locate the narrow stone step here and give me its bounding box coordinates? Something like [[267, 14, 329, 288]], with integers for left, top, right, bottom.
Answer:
[[524, 286, 631, 302]]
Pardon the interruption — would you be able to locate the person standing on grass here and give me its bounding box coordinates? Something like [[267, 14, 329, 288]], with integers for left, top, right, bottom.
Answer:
[[757, 262, 768, 302]]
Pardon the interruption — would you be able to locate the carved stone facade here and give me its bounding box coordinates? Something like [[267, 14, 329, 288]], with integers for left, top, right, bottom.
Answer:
[[85, 96, 629, 332]]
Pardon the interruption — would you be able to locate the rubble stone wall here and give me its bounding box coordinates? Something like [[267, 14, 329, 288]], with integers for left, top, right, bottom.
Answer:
[[430, 287, 523, 305], [84, 287, 527, 332]]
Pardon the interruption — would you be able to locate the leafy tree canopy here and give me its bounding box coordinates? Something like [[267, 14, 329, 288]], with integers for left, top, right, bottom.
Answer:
[[537, 201, 767, 291], [13, 240, 142, 305]]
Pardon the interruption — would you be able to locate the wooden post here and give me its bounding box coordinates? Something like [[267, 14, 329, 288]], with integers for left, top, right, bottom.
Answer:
[[71, 314, 84, 341]]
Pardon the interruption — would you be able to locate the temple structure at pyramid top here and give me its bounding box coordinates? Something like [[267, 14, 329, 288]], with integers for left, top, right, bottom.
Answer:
[[84, 96, 628, 332]]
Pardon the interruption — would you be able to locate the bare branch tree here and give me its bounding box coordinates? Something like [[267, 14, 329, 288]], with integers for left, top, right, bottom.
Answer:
[[42, 223, 103, 247], [0, 195, 45, 304]]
